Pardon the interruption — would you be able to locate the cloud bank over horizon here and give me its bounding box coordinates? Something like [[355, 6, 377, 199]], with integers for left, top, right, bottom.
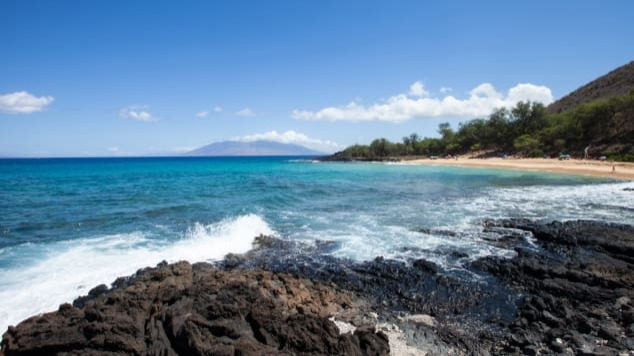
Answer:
[[232, 130, 340, 153], [292, 82, 554, 122], [0, 91, 54, 114]]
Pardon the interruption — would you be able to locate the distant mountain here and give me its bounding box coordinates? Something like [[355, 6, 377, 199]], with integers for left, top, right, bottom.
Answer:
[[186, 140, 325, 156], [547, 61, 634, 114]]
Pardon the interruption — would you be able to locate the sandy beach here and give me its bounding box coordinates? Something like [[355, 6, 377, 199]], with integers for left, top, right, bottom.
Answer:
[[407, 156, 634, 180]]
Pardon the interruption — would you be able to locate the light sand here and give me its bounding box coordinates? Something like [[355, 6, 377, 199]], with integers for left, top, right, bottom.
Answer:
[[406, 157, 634, 180]]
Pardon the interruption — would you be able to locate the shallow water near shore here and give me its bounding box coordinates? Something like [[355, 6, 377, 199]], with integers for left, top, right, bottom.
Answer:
[[1, 156, 633, 332]]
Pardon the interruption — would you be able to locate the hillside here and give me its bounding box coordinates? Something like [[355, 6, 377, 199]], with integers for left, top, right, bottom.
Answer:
[[186, 140, 324, 156], [547, 61, 634, 114], [324, 61, 634, 162]]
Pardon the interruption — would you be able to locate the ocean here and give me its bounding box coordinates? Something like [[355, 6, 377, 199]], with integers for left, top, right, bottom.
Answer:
[[1, 156, 633, 332]]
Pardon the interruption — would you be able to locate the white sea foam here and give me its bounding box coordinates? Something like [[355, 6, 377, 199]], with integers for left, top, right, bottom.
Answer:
[[2, 179, 631, 334], [464, 180, 634, 223], [286, 159, 321, 163], [321, 220, 515, 267], [284, 209, 515, 269], [282, 180, 633, 273], [0, 214, 273, 333]]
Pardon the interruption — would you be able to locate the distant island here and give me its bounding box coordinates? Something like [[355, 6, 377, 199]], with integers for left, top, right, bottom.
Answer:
[[324, 61, 634, 162], [186, 140, 325, 156]]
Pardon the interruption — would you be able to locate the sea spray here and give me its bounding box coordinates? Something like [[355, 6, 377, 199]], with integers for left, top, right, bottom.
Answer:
[[0, 214, 273, 332], [1, 157, 632, 333]]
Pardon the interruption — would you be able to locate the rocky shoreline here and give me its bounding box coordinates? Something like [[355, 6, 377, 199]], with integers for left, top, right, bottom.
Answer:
[[2, 219, 634, 355], [0, 262, 389, 355], [475, 220, 634, 354]]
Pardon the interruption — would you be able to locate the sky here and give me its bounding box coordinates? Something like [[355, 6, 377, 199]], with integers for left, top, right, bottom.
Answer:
[[1, 0, 633, 157]]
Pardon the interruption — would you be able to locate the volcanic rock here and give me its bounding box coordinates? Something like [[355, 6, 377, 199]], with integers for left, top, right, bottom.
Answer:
[[4, 218, 634, 355], [1, 262, 389, 355], [475, 219, 634, 354]]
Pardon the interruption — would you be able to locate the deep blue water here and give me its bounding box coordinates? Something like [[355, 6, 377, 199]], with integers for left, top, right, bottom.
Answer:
[[1, 156, 632, 330]]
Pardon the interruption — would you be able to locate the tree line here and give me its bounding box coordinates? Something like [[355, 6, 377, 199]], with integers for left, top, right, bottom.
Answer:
[[335, 90, 634, 162]]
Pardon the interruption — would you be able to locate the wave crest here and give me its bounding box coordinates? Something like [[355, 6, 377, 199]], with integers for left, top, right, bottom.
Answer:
[[0, 214, 273, 334]]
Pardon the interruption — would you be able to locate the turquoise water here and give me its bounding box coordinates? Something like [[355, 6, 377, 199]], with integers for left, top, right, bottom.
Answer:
[[1, 157, 633, 330]]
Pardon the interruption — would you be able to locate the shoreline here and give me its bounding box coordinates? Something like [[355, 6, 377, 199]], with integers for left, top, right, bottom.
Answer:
[[405, 156, 634, 180], [3, 220, 634, 354]]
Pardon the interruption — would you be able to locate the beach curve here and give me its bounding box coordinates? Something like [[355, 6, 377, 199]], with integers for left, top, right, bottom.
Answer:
[[406, 156, 634, 180]]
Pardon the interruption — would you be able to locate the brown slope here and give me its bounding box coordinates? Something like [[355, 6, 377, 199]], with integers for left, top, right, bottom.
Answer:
[[547, 60, 634, 114]]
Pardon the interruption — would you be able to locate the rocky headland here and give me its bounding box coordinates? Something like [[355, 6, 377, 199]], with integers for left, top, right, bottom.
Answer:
[[2, 219, 633, 355]]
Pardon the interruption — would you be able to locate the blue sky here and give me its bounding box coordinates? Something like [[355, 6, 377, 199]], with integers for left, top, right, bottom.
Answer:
[[1, 0, 633, 157]]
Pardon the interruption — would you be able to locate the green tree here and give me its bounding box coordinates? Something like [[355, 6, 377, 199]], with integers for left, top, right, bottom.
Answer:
[[486, 108, 512, 149], [513, 134, 541, 156], [457, 119, 486, 151], [335, 91, 634, 162], [437, 122, 454, 139], [402, 133, 420, 156], [510, 101, 547, 137], [370, 138, 390, 157]]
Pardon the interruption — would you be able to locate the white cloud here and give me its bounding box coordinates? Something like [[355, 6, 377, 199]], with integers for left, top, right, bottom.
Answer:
[[197, 106, 222, 117], [292, 82, 554, 122], [107, 147, 120, 152], [119, 105, 154, 121], [0, 91, 54, 114], [507, 83, 554, 105], [234, 130, 341, 153], [440, 87, 452, 94], [408, 81, 429, 98], [235, 108, 255, 117]]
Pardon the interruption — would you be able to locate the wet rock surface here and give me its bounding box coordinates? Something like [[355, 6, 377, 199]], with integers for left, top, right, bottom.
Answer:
[[222, 235, 521, 354], [1, 262, 389, 355], [2, 219, 634, 355], [227, 221, 634, 354], [474, 219, 634, 354]]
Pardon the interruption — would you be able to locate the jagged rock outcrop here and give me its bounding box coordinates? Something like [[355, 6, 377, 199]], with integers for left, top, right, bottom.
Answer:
[[1, 262, 389, 355], [474, 219, 634, 354], [4, 219, 634, 355]]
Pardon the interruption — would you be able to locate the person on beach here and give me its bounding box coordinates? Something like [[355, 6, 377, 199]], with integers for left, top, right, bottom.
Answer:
[[584, 145, 591, 160]]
